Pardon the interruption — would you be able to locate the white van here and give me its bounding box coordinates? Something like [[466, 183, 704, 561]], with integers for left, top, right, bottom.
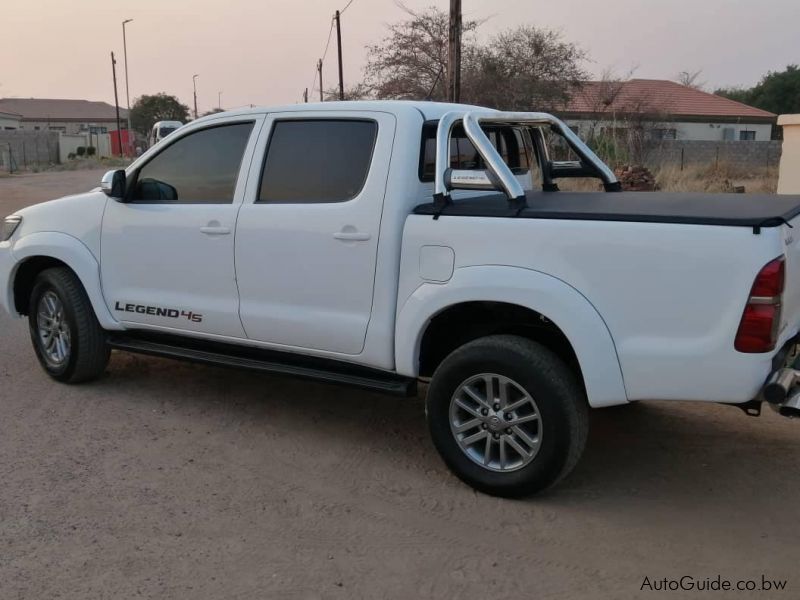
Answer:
[[148, 121, 183, 147]]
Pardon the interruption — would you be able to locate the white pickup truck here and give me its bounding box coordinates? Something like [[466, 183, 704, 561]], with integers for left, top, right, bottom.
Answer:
[[3, 101, 800, 497]]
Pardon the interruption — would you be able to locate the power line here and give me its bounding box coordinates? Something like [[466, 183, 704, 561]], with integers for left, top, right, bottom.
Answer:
[[307, 0, 357, 100], [309, 16, 335, 97]]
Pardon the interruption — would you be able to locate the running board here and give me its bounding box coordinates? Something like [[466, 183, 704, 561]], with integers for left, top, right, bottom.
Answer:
[[108, 334, 417, 397]]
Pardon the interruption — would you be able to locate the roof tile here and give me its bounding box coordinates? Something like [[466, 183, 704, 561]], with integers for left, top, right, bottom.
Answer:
[[558, 79, 775, 120], [0, 98, 128, 121]]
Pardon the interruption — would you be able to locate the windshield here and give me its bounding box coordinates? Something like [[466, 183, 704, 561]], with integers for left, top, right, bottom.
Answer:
[[159, 127, 178, 138]]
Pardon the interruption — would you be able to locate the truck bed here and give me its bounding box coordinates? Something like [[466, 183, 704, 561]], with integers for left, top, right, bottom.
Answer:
[[414, 191, 800, 229]]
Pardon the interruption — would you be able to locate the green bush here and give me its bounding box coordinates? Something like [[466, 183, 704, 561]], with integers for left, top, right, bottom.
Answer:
[[76, 146, 86, 157], [86, 146, 96, 156], [67, 152, 76, 160]]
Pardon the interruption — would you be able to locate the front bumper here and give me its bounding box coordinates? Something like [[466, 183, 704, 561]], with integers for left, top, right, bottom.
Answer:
[[0, 242, 18, 316]]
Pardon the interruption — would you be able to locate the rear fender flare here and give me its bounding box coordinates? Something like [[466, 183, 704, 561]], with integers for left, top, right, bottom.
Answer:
[[395, 265, 628, 407]]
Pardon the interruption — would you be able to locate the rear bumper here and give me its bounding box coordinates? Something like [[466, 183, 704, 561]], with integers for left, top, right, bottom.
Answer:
[[759, 337, 800, 416]]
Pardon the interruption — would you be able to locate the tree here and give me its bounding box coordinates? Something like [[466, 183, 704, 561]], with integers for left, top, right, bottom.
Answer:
[[576, 68, 669, 166], [713, 86, 750, 104], [129, 93, 190, 135], [362, 6, 480, 101], [716, 65, 800, 115], [676, 70, 705, 90], [465, 26, 588, 110], [357, 6, 587, 109], [322, 83, 372, 101]]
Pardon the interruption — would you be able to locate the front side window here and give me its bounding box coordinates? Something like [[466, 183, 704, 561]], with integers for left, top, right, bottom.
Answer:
[[258, 119, 377, 204], [132, 122, 254, 203]]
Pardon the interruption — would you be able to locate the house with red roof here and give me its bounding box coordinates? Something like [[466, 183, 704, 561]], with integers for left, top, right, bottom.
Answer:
[[555, 79, 776, 142], [0, 98, 128, 136]]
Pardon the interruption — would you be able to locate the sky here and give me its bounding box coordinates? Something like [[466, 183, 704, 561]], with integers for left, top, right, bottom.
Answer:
[[1, 0, 797, 113]]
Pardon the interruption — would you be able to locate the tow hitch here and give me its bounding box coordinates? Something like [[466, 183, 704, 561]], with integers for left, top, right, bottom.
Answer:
[[763, 367, 800, 418]]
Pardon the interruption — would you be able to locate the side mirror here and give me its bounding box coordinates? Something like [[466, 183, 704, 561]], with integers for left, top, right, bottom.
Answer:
[[100, 169, 127, 200]]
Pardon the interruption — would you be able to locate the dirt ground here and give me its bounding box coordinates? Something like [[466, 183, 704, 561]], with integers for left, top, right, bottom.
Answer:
[[1, 170, 798, 599]]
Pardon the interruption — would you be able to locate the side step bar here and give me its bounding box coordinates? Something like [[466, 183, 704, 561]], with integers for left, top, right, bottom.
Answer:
[[108, 334, 417, 397]]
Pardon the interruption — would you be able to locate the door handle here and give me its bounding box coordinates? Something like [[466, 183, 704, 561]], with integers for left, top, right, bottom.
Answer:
[[333, 231, 371, 242], [200, 225, 231, 235]]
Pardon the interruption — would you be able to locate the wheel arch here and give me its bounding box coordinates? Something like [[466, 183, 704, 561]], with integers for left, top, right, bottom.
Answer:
[[395, 265, 628, 408], [9, 232, 122, 330]]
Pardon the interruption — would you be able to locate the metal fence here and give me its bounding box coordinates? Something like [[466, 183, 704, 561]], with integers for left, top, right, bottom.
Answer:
[[0, 130, 59, 172]]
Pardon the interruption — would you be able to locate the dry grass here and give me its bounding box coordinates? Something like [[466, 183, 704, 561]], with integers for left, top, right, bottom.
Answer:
[[558, 162, 779, 194]]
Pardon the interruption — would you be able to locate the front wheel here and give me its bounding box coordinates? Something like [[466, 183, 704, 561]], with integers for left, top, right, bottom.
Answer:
[[426, 335, 589, 497], [28, 267, 110, 383]]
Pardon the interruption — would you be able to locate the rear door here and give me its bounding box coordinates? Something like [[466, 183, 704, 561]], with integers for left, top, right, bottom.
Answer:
[[235, 111, 395, 355]]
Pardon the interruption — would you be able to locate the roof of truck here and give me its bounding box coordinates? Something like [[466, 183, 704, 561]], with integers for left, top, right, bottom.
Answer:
[[192, 100, 493, 125]]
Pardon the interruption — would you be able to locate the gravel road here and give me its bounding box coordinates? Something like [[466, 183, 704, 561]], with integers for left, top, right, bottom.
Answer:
[[1, 169, 798, 599]]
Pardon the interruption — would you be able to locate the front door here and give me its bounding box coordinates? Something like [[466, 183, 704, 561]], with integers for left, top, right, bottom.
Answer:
[[235, 112, 395, 355], [101, 117, 261, 337]]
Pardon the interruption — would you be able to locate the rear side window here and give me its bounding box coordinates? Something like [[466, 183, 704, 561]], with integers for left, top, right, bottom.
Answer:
[[258, 119, 377, 204], [419, 122, 531, 182], [132, 122, 254, 203]]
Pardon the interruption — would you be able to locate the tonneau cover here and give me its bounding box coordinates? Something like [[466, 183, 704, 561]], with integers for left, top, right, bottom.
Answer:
[[413, 191, 800, 228]]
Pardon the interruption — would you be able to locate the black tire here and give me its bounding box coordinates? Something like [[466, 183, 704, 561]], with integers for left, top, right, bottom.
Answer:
[[28, 267, 110, 383], [426, 335, 589, 498]]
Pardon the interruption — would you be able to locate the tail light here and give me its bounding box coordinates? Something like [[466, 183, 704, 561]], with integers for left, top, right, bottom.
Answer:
[[735, 257, 785, 353]]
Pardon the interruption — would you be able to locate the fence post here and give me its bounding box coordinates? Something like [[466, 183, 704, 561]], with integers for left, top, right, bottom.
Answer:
[[680, 147, 685, 171]]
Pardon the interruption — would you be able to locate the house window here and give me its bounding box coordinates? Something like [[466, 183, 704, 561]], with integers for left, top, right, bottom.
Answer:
[[652, 128, 677, 140], [739, 130, 756, 141], [48, 126, 66, 132]]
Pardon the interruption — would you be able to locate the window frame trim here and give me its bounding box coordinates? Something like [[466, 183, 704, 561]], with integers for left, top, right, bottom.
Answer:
[[125, 119, 257, 205], [255, 116, 379, 205]]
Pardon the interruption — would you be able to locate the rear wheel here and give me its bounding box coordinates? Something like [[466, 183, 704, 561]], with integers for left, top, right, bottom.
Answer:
[[28, 267, 110, 383], [426, 335, 588, 497]]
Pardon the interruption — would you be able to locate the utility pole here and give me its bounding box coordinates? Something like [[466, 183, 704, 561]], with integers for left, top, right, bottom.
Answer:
[[111, 52, 123, 157], [447, 0, 462, 103], [192, 74, 199, 119], [218, 91, 222, 110], [303, 88, 308, 103], [335, 10, 344, 101], [317, 59, 323, 102], [122, 18, 133, 155]]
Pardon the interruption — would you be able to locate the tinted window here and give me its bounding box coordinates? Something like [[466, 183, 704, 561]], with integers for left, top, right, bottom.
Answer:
[[132, 122, 253, 203], [258, 120, 377, 204], [419, 123, 530, 181]]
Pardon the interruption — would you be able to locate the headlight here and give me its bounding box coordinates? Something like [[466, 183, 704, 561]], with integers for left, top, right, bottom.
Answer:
[[1, 215, 22, 241]]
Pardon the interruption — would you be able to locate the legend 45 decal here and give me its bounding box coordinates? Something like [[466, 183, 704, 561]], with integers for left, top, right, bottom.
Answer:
[[114, 301, 203, 323]]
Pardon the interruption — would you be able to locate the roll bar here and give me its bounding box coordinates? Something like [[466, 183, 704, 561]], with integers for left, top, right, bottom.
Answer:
[[434, 111, 620, 206]]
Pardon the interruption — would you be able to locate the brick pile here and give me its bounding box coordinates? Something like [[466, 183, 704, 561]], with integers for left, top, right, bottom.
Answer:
[[614, 165, 657, 191]]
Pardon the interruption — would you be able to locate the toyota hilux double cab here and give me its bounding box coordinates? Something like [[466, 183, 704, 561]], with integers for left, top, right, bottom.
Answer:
[[3, 101, 800, 497]]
